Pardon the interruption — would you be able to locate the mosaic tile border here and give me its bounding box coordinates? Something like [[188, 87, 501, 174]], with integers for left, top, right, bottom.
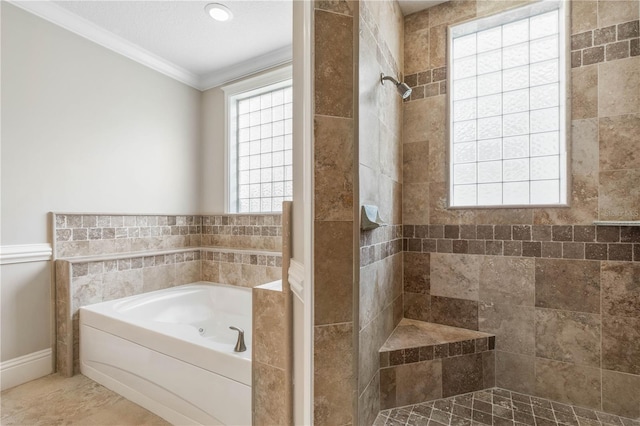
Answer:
[[403, 224, 640, 262], [375, 387, 640, 426], [202, 250, 282, 268], [381, 336, 496, 367], [571, 20, 640, 68], [360, 225, 404, 266], [403, 67, 447, 103], [70, 250, 202, 278]]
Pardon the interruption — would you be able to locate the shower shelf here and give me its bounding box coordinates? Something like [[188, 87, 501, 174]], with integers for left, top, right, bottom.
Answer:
[[593, 221, 640, 226]]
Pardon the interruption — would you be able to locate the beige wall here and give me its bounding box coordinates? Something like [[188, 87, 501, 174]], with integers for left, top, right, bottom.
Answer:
[[200, 88, 226, 214], [401, 0, 640, 418], [1, 3, 201, 363], [357, 0, 405, 424]]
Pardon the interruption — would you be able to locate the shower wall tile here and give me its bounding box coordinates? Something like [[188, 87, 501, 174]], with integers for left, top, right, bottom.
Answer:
[[602, 315, 640, 375], [572, 65, 599, 119], [534, 358, 602, 409], [380, 360, 443, 409], [597, 0, 639, 27], [572, 0, 598, 34], [599, 169, 640, 221], [430, 296, 479, 330], [601, 262, 640, 318], [315, 9, 353, 118], [535, 309, 601, 367], [479, 256, 535, 306], [314, 116, 354, 221], [253, 361, 286, 426], [534, 259, 601, 313], [601, 369, 640, 419], [495, 351, 536, 395], [430, 253, 480, 301], [598, 57, 640, 117], [253, 286, 286, 370], [479, 302, 535, 356]]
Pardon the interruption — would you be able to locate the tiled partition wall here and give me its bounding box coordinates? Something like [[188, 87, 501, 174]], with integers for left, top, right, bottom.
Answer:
[[313, 2, 357, 425], [357, 0, 405, 424], [402, 0, 640, 419], [53, 213, 282, 377]]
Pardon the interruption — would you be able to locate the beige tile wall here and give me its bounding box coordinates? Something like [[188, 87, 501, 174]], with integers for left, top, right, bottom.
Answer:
[[357, 0, 405, 424], [313, 2, 357, 425], [401, 0, 640, 418]]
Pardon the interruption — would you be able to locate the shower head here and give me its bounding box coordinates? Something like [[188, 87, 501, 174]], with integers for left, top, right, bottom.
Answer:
[[380, 73, 412, 99]]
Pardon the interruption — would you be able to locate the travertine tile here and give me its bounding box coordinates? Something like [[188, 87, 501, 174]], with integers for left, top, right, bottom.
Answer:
[[359, 370, 380, 426], [496, 351, 536, 395], [404, 252, 430, 294], [571, 0, 598, 34], [602, 369, 640, 420], [253, 288, 285, 369], [442, 353, 486, 398], [598, 0, 640, 27], [429, 25, 447, 69], [431, 296, 479, 330], [479, 256, 535, 306], [598, 57, 640, 117], [314, 9, 353, 118], [599, 114, 640, 171], [403, 141, 429, 184], [314, 116, 354, 221], [534, 358, 601, 410], [381, 360, 443, 409], [599, 169, 640, 221], [404, 292, 431, 322], [428, 0, 476, 27], [403, 182, 430, 224], [429, 182, 477, 225], [602, 315, 640, 375], [602, 262, 640, 319], [571, 119, 599, 177], [253, 362, 286, 426], [572, 65, 598, 119], [314, 221, 353, 325], [314, 323, 353, 425], [403, 99, 429, 144], [478, 302, 535, 356], [404, 8, 429, 35], [404, 29, 430, 75], [476, 0, 532, 18], [535, 309, 601, 367], [431, 253, 481, 301], [534, 259, 600, 314], [315, 0, 354, 15]]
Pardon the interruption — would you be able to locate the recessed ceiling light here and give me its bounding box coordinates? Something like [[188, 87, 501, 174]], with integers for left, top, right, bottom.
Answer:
[[205, 3, 233, 22]]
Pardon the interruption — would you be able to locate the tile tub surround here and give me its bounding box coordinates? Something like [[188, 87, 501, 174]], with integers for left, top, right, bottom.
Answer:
[[374, 387, 640, 426], [379, 320, 496, 410], [400, 0, 640, 419]]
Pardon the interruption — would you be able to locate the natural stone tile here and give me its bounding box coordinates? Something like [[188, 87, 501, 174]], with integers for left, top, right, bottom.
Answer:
[[534, 174, 598, 225], [476, 0, 532, 18], [598, 0, 640, 27], [602, 262, 640, 319], [535, 259, 600, 314], [314, 9, 353, 118], [429, 182, 477, 225], [599, 114, 640, 171], [315, 0, 354, 15], [572, 65, 598, 119], [598, 57, 640, 117], [314, 116, 354, 221], [403, 99, 429, 144], [571, 119, 599, 177], [253, 362, 286, 426], [599, 169, 640, 221], [314, 323, 353, 425], [403, 182, 430, 224], [602, 315, 640, 375], [404, 252, 430, 294], [404, 141, 429, 184], [381, 360, 443, 409], [479, 256, 535, 306], [404, 29, 430, 75], [431, 253, 480, 301], [314, 221, 353, 325], [535, 309, 601, 367], [359, 370, 380, 426], [496, 351, 535, 395], [442, 353, 485, 398], [404, 292, 431, 322], [253, 288, 285, 369], [602, 369, 640, 419], [430, 25, 447, 69], [428, 0, 476, 27], [571, 0, 598, 34], [404, 8, 429, 35], [534, 358, 601, 409], [606, 40, 630, 61], [479, 302, 535, 356], [431, 296, 479, 330]]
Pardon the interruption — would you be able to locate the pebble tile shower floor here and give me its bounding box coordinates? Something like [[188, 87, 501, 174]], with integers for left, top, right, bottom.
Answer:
[[374, 388, 640, 426]]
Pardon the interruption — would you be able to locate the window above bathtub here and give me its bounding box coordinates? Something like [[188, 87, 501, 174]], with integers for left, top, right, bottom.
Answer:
[[223, 66, 293, 213], [448, 0, 568, 208]]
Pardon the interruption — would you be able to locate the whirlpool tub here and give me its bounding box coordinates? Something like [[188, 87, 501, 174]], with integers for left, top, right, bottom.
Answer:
[[79, 282, 252, 425]]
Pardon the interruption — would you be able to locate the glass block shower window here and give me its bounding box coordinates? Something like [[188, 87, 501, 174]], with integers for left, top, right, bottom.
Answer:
[[233, 83, 293, 213], [449, 1, 567, 207]]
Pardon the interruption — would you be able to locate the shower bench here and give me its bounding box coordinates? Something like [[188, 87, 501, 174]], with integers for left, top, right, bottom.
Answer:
[[379, 318, 496, 410]]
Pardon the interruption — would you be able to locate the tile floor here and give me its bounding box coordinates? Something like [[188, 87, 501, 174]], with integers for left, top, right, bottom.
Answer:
[[0, 374, 169, 425], [374, 388, 640, 426]]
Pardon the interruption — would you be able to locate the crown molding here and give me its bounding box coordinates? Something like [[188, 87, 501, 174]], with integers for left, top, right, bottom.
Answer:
[[9, 1, 293, 92], [8, 0, 201, 89], [200, 45, 293, 91]]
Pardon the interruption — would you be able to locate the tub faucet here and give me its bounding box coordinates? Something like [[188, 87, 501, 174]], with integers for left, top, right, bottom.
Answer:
[[229, 326, 246, 352]]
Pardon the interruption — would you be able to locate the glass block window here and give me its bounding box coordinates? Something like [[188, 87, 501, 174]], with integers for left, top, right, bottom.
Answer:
[[226, 73, 293, 213], [449, 1, 567, 207]]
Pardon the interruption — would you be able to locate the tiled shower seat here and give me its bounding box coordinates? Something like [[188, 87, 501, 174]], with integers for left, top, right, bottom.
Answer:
[[380, 319, 496, 410]]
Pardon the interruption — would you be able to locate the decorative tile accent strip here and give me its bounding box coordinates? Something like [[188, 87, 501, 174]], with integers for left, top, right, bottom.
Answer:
[[360, 225, 403, 267], [201, 249, 282, 268], [403, 67, 447, 102], [381, 337, 495, 367], [571, 20, 640, 68], [403, 224, 640, 262]]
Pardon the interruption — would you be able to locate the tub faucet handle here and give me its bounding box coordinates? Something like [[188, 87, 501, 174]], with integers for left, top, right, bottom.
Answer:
[[229, 326, 246, 352]]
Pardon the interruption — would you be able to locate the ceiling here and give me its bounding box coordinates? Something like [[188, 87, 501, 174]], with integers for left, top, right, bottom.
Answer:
[[12, 0, 446, 91]]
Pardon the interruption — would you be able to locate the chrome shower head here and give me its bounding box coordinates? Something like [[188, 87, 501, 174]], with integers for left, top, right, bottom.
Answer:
[[380, 73, 412, 99]]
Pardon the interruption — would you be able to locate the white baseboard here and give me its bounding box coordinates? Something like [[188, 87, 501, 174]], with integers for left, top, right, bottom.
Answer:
[[1, 349, 53, 391]]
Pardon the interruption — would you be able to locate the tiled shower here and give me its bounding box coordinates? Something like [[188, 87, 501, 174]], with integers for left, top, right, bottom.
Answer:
[[311, 0, 639, 424]]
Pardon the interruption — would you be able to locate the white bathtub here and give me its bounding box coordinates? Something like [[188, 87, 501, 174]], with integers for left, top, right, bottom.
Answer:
[[79, 282, 252, 426]]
